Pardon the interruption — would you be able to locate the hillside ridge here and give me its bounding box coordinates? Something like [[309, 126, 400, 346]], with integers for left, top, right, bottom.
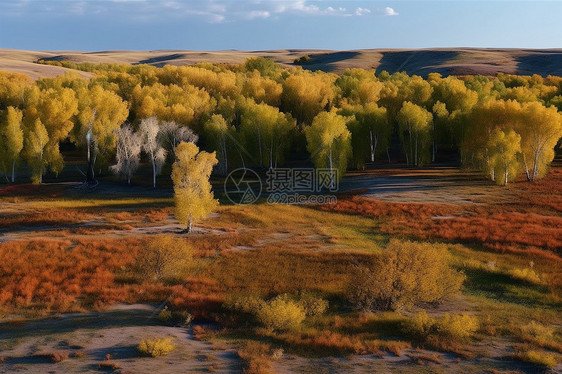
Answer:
[[2, 47, 562, 79]]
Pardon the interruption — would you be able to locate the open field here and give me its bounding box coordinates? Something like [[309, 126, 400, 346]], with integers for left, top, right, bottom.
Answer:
[[0, 166, 561, 373], [2, 48, 562, 79]]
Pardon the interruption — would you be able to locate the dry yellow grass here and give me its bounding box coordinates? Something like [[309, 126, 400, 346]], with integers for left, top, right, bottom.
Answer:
[[2, 48, 562, 79]]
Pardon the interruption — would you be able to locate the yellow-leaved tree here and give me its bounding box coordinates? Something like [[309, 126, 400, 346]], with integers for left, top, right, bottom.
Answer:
[[74, 85, 129, 183], [0, 107, 24, 182], [24, 119, 49, 184], [305, 111, 352, 189], [486, 128, 522, 186], [171, 142, 218, 233]]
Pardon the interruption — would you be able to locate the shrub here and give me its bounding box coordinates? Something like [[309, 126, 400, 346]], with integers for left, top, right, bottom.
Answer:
[[293, 55, 311, 65], [256, 297, 305, 331], [138, 337, 175, 357], [157, 306, 173, 323], [347, 240, 465, 312], [402, 312, 478, 344], [271, 348, 284, 360], [515, 350, 558, 368], [519, 321, 555, 343], [50, 351, 69, 362], [297, 293, 329, 317], [402, 311, 436, 340], [436, 313, 479, 340], [135, 234, 193, 282], [238, 341, 274, 374], [509, 267, 542, 285], [224, 294, 265, 315], [98, 361, 120, 370], [32, 352, 69, 363]]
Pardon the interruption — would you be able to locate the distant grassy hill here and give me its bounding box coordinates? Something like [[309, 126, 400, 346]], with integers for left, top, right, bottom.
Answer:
[[2, 48, 562, 79]]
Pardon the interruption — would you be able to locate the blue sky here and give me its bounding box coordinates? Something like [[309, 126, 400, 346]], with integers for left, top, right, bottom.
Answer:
[[0, 0, 561, 51]]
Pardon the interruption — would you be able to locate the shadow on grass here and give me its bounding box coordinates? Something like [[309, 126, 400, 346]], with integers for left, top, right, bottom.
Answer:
[[0, 306, 158, 342], [463, 267, 560, 308]]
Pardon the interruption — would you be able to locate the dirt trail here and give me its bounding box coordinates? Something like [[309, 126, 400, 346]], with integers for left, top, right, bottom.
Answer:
[[340, 167, 516, 205]]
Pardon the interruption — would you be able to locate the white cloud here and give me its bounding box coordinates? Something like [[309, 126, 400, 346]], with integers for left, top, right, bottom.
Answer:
[[1, 1, 395, 23], [244, 10, 271, 20], [355, 7, 371, 16], [384, 7, 399, 16]]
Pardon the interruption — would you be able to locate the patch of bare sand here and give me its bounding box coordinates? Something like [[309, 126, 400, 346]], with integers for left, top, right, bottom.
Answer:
[[0, 304, 241, 374], [270, 346, 541, 374]]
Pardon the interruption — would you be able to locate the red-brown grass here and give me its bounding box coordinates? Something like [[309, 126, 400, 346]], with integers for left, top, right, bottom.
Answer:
[[0, 238, 141, 312], [0, 183, 66, 198], [0, 209, 95, 228], [321, 194, 562, 260]]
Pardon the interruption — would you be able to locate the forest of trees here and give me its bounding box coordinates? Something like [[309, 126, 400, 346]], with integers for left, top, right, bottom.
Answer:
[[1, 57, 562, 186]]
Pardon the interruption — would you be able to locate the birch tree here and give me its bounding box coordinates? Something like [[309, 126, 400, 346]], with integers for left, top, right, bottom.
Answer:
[[28, 87, 78, 176], [203, 114, 234, 175], [305, 111, 351, 189], [74, 85, 128, 182], [356, 103, 390, 163], [486, 129, 521, 186], [139, 117, 167, 188], [0, 107, 24, 182], [397, 101, 433, 167], [517, 102, 562, 181], [240, 100, 295, 168], [111, 124, 142, 185], [24, 119, 49, 184], [158, 120, 198, 158]]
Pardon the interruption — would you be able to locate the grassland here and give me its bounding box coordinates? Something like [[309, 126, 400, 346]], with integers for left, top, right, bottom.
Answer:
[[0, 166, 561, 373], [2, 47, 562, 79]]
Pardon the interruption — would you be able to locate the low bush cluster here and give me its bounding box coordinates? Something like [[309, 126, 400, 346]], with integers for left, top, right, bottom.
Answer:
[[135, 234, 193, 282], [237, 341, 277, 374], [137, 337, 175, 357], [347, 240, 464, 312], [515, 349, 558, 369], [256, 298, 306, 332], [402, 311, 479, 345], [224, 292, 329, 331], [509, 267, 542, 285]]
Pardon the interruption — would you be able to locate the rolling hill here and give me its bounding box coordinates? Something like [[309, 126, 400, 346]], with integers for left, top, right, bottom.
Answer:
[[1, 48, 562, 79]]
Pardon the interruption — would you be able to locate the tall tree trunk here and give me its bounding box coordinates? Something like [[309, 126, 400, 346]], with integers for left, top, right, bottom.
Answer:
[[11, 159, 16, 183], [237, 147, 245, 169], [432, 120, 436, 163], [222, 139, 228, 174], [270, 139, 274, 169], [414, 133, 420, 167], [151, 153, 157, 188], [329, 146, 334, 189], [186, 216, 193, 233], [532, 151, 540, 181], [257, 131, 263, 166], [369, 129, 376, 162], [86, 139, 96, 183], [408, 125, 413, 166], [522, 154, 531, 181]]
